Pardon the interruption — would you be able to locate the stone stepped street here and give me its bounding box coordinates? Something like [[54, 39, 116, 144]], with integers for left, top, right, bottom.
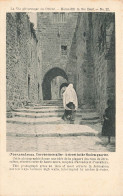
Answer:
[[7, 100, 100, 125], [6, 100, 115, 152]]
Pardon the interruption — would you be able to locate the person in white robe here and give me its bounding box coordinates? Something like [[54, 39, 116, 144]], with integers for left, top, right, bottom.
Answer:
[[62, 84, 78, 121]]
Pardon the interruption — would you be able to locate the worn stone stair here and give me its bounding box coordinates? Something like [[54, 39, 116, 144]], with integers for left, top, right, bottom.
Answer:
[[7, 100, 100, 125]]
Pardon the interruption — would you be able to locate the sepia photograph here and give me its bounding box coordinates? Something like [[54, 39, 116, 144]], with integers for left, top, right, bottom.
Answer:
[[6, 12, 115, 152]]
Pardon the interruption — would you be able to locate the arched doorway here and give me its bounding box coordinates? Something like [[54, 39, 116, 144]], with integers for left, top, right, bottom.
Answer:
[[42, 67, 68, 100]]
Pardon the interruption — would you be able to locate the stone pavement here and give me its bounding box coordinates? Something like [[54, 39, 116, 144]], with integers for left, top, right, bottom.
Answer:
[[6, 123, 115, 152], [6, 100, 115, 152]]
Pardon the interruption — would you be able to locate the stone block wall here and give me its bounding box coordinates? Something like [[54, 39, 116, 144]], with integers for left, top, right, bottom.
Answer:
[[75, 13, 95, 108], [37, 13, 78, 82], [6, 13, 42, 111], [66, 13, 115, 117], [66, 13, 95, 108], [91, 13, 115, 118]]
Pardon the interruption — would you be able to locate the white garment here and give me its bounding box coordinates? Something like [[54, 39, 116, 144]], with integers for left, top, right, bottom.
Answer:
[[63, 84, 78, 110]]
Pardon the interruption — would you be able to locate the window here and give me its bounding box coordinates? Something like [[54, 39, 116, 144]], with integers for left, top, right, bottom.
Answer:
[[53, 13, 66, 23], [61, 45, 67, 55]]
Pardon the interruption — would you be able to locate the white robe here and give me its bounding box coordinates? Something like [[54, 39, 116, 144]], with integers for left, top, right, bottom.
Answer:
[[63, 84, 78, 110]]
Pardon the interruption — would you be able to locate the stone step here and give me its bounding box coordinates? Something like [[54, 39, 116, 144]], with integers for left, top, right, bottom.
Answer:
[[42, 101, 63, 104], [27, 101, 95, 110], [25, 105, 64, 109], [8, 111, 99, 119], [42, 99, 62, 103], [7, 117, 63, 125], [27, 101, 63, 107], [42, 100, 63, 105], [42, 103, 63, 106], [13, 112, 82, 118], [13, 108, 64, 113], [80, 119, 101, 125], [7, 116, 100, 125], [25, 105, 96, 111], [11, 111, 99, 119], [12, 108, 96, 113]]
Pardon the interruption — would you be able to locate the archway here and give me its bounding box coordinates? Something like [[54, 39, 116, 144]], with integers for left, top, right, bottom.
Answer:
[[42, 67, 68, 100]]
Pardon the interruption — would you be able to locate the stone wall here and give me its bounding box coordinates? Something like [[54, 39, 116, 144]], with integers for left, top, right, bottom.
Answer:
[[67, 13, 115, 117], [6, 13, 42, 111], [91, 13, 115, 118], [37, 13, 78, 81], [66, 13, 95, 108]]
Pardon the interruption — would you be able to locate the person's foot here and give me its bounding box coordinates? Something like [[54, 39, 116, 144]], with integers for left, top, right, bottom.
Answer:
[[70, 120, 74, 124], [62, 115, 67, 121], [62, 115, 64, 120]]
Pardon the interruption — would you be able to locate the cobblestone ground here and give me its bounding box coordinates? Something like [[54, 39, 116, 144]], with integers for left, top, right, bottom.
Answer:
[[6, 123, 115, 152]]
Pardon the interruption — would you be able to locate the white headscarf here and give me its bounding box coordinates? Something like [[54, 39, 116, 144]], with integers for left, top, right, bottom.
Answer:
[[63, 84, 78, 110]]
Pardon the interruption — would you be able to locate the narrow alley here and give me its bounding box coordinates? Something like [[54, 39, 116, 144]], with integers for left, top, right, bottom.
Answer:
[[6, 12, 115, 152]]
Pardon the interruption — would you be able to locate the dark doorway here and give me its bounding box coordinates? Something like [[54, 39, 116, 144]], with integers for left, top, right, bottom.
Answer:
[[42, 67, 68, 100], [28, 75, 30, 99], [38, 83, 40, 100]]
